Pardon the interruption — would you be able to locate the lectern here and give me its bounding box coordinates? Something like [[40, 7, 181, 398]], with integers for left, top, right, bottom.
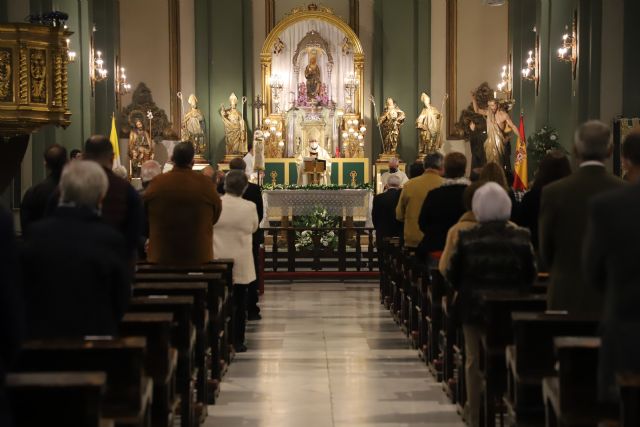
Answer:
[[303, 158, 326, 185]]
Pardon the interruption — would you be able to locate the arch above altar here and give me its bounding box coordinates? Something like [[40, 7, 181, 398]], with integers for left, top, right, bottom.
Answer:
[[260, 4, 365, 118]]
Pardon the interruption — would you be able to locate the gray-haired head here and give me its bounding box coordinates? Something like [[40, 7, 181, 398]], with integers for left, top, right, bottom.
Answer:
[[574, 120, 611, 162], [387, 173, 402, 188], [423, 152, 444, 171], [224, 169, 248, 197], [388, 157, 399, 168], [472, 181, 511, 223], [59, 160, 109, 209], [141, 160, 162, 183]]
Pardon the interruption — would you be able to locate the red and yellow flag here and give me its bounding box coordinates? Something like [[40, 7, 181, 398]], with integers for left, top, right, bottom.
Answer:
[[512, 114, 528, 191]]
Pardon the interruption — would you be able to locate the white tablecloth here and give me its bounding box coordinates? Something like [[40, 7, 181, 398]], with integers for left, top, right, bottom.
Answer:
[[261, 189, 374, 228]]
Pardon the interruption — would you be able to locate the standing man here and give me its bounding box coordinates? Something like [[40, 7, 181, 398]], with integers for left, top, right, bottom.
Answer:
[[145, 141, 222, 266], [539, 120, 625, 315], [396, 153, 444, 255], [372, 174, 404, 242], [380, 156, 409, 190], [584, 130, 640, 402]]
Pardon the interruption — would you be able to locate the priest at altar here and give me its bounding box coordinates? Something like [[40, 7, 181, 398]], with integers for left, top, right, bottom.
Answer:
[[296, 139, 332, 185]]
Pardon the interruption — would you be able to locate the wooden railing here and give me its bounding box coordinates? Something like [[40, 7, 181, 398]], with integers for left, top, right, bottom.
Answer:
[[262, 226, 377, 275]]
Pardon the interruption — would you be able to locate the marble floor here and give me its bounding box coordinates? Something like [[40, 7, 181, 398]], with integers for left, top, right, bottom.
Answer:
[[205, 282, 465, 427]]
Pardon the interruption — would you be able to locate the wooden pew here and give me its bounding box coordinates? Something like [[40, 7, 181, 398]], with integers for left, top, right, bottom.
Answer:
[[132, 282, 212, 408], [477, 292, 547, 427], [427, 269, 446, 381], [439, 279, 460, 403], [7, 371, 111, 427], [542, 337, 617, 427], [618, 374, 640, 427], [127, 296, 196, 427], [13, 337, 152, 427], [504, 312, 599, 426], [120, 312, 179, 427]]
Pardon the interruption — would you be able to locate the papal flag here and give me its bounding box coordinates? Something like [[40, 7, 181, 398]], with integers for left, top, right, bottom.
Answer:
[[512, 114, 528, 191], [109, 113, 122, 169]]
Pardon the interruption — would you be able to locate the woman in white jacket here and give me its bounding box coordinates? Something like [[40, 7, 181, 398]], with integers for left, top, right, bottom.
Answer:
[[213, 170, 259, 352]]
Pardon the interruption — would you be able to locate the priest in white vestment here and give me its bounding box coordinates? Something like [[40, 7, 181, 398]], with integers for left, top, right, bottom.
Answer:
[[296, 139, 332, 185]]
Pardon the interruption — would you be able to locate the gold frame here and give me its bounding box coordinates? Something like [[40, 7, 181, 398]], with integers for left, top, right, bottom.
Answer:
[[260, 5, 365, 119], [265, 1, 360, 36], [168, 0, 181, 133]]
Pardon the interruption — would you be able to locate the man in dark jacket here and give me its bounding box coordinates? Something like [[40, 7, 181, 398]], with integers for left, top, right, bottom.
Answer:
[[584, 130, 640, 402], [20, 143, 67, 235], [20, 160, 130, 339], [418, 152, 469, 262], [372, 173, 403, 242], [220, 158, 264, 320], [539, 121, 626, 315]]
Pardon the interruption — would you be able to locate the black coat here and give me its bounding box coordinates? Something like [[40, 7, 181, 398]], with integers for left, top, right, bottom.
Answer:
[[20, 206, 131, 339], [218, 181, 264, 245], [20, 175, 59, 236], [584, 183, 640, 401], [418, 183, 467, 252], [372, 188, 403, 240], [516, 186, 542, 251], [446, 221, 536, 323]]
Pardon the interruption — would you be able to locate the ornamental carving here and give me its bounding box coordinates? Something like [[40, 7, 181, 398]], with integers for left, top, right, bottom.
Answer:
[[0, 49, 12, 102], [273, 37, 285, 55], [29, 48, 46, 103]]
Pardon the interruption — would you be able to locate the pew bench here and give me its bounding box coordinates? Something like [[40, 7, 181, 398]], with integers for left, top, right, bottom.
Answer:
[[618, 374, 640, 427], [7, 371, 112, 427], [13, 337, 153, 427], [120, 312, 179, 427], [504, 312, 599, 426], [542, 337, 617, 427]]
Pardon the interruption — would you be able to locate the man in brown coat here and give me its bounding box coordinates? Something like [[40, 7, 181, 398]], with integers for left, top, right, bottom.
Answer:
[[144, 141, 222, 266]]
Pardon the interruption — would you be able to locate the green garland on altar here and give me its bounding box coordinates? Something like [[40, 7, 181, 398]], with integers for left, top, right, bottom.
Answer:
[[262, 183, 373, 191]]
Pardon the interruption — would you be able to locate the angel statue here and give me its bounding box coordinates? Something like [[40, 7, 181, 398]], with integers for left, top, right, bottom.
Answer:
[[378, 98, 406, 155], [128, 114, 154, 178], [219, 92, 248, 156], [179, 93, 207, 156]]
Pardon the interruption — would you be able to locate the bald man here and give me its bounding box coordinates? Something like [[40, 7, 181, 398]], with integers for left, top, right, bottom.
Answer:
[[380, 157, 408, 189]]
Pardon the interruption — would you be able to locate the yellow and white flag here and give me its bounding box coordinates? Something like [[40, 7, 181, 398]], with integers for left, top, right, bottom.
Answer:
[[109, 113, 121, 169]]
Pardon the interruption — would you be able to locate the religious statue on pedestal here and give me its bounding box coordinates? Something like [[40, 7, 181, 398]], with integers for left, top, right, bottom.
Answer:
[[296, 139, 332, 185], [181, 94, 206, 157], [128, 117, 154, 178], [416, 93, 443, 156], [305, 49, 322, 100], [471, 92, 519, 174], [378, 98, 406, 155], [219, 92, 248, 156]]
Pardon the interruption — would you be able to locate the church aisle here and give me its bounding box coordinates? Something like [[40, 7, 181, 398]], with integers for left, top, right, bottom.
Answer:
[[205, 282, 465, 427]]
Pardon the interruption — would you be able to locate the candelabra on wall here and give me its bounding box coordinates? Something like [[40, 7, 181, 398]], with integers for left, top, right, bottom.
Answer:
[[495, 63, 511, 99], [557, 11, 578, 79], [521, 27, 540, 95], [89, 24, 107, 95]]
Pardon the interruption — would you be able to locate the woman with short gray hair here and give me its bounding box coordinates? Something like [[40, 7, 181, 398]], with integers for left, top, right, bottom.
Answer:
[[213, 169, 258, 352]]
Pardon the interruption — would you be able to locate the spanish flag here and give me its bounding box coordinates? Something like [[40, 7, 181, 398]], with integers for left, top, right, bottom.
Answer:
[[512, 114, 528, 191], [109, 113, 121, 168]]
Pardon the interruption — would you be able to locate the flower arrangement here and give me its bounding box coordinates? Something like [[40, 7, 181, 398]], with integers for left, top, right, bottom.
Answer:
[[297, 82, 329, 107], [528, 126, 566, 161], [293, 207, 339, 251]]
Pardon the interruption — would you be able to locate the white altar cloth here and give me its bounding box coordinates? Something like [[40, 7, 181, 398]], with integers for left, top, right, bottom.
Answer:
[[261, 189, 374, 228]]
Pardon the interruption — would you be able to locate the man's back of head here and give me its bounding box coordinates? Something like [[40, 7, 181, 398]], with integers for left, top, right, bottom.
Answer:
[[84, 135, 114, 169], [423, 152, 444, 172], [172, 141, 195, 169], [229, 157, 247, 171], [574, 120, 611, 163], [59, 160, 109, 210], [141, 160, 162, 184], [444, 152, 467, 179], [623, 130, 640, 182], [44, 144, 68, 180], [386, 174, 402, 189]]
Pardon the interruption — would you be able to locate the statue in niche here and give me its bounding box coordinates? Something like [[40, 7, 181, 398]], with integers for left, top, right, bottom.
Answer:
[[304, 49, 322, 100], [416, 93, 443, 156], [181, 94, 206, 156], [128, 115, 154, 178], [219, 92, 247, 155], [120, 82, 169, 141], [378, 98, 406, 155]]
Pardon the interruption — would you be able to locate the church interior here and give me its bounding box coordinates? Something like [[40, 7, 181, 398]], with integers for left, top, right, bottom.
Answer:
[[1, 0, 640, 426]]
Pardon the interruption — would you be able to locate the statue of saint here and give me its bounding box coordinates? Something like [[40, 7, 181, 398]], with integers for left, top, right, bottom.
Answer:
[[416, 93, 443, 155], [219, 92, 248, 155], [181, 94, 206, 156], [304, 49, 322, 100], [296, 139, 332, 185], [128, 118, 154, 178], [471, 93, 519, 173], [378, 98, 406, 155]]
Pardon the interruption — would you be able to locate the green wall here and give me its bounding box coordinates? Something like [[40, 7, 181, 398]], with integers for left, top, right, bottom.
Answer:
[[623, 0, 640, 117]]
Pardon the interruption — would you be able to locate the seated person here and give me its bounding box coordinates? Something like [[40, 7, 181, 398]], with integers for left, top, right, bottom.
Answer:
[[296, 139, 332, 185], [20, 160, 130, 339], [380, 156, 409, 190]]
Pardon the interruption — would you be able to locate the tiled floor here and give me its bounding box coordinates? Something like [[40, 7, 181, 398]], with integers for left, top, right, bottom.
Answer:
[[205, 282, 465, 427]]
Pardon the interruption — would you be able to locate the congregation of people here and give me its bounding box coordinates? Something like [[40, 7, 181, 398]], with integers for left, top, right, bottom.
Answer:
[[373, 120, 640, 426]]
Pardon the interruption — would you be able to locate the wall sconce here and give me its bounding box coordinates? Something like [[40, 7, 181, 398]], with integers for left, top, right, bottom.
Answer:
[[344, 73, 359, 113], [89, 25, 107, 94], [521, 28, 540, 94], [495, 64, 511, 99], [116, 66, 131, 95], [557, 11, 578, 79], [65, 38, 76, 63], [269, 74, 283, 113]]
